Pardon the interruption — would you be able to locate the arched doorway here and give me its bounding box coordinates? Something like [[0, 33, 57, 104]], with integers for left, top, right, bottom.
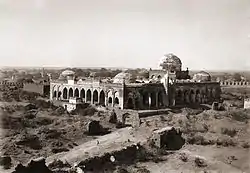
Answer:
[[53, 91, 57, 98], [114, 97, 119, 105], [127, 98, 134, 109], [80, 88, 85, 99], [93, 90, 98, 103], [63, 88, 67, 99], [158, 91, 163, 107], [69, 88, 73, 98], [183, 90, 188, 103], [150, 92, 156, 108], [142, 92, 149, 108], [99, 90, 105, 105], [58, 91, 62, 99], [196, 90, 201, 103], [86, 89, 91, 102], [176, 90, 183, 105], [189, 90, 195, 103], [74, 88, 79, 98], [108, 97, 112, 105]]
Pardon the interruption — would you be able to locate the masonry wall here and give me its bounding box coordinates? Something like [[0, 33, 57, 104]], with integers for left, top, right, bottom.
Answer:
[[244, 99, 250, 109]]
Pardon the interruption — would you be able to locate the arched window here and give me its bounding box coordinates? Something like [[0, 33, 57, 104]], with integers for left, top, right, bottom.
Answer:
[[99, 90, 105, 105], [69, 88, 73, 98], [63, 88, 68, 99], [114, 97, 119, 104], [86, 89, 91, 102], [80, 88, 85, 98], [93, 90, 98, 103], [74, 88, 79, 97]]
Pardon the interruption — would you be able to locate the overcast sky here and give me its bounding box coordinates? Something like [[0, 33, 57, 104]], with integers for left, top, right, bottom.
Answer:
[[0, 0, 249, 71]]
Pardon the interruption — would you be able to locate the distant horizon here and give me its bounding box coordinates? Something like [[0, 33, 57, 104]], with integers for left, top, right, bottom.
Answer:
[[1, 65, 250, 73]]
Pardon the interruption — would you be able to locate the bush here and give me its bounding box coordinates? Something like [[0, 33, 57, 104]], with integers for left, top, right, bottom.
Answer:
[[216, 138, 237, 147], [194, 157, 207, 167], [230, 110, 250, 122], [187, 134, 215, 145], [221, 128, 237, 137]]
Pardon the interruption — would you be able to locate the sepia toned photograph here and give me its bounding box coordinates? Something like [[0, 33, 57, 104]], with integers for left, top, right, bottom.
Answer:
[[0, 0, 249, 172]]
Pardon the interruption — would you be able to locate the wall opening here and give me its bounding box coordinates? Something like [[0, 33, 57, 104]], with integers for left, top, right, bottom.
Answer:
[[63, 88, 67, 99], [69, 88, 73, 98], [108, 97, 112, 104], [114, 97, 119, 105], [93, 90, 98, 103], [99, 90, 105, 105], [74, 88, 79, 98], [86, 89, 91, 102], [53, 91, 57, 98], [80, 88, 85, 98], [127, 98, 134, 109], [58, 91, 62, 99]]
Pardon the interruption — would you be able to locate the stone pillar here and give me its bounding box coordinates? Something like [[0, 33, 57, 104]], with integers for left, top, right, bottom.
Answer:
[[85, 90, 87, 103], [67, 88, 70, 100], [112, 93, 115, 107], [91, 90, 94, 104], [105, 94, 108, 107], [49, 85, 53, 101], [148, 95, 151, 109], [155, 92, 159, 109]]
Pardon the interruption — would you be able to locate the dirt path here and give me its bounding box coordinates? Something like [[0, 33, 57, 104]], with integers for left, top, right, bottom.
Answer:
[[46, 126, 150, 165]]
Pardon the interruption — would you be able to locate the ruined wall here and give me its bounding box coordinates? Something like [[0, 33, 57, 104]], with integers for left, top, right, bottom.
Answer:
[[175, 82, 221, 105], [244, 98, 250, 109]]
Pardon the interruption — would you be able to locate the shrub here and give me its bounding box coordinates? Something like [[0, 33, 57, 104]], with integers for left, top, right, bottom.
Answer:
[[242, 142, 250, 148], [194, 157, 207, 167], [221, 128, 237, 137]]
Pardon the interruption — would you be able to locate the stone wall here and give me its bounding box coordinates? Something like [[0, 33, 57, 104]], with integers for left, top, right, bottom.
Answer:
[[244, 98, 250, 109]]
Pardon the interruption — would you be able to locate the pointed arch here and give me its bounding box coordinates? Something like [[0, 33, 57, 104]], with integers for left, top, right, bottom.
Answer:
[[99, 90, 105, 105], [69, 88, 73, 98], [142, 92, 149, 107], [80, 88, 85, 98], [114, 97, 119, 105], [58, 91, 62, 99], [74, 88, 79, 98], [108, 97, 112, 104], [93, 90, 98, 103], [86, 89, 91, 102], [189, 90, 195, 103], [150, 92, 156, 108], [196, 90, 201, 103], [127, 98, 134, 109], [53, 91, 57, 98], [63, 88, 68, 99]]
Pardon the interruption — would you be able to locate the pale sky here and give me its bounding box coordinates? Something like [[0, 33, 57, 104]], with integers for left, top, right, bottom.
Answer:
[[0, 0, 249, 71]]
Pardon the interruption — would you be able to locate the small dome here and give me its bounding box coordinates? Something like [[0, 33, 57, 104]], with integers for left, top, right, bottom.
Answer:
[[61, 70, 75, 76], [113, 72, 133, 84], [160, 53, 182, 71], [193, 71, 211, 82]]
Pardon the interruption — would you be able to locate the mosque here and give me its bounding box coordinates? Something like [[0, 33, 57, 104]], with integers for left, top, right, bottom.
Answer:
[[50, 53, 221, 110]]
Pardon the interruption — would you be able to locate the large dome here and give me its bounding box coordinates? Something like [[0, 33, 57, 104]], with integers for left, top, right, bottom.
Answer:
[[61, 70, 75, 77], [160, 53, 182, 72], [113, 72, 133, 84], [193, 71, 211, 82]]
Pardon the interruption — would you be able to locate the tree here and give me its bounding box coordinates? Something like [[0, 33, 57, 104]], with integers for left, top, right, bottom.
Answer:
[[233, 73, 242, 81]]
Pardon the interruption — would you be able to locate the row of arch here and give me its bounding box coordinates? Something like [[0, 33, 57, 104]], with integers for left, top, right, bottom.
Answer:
[[175, 87, 219, 105], [52, 87, 121, 107], [220, 81, 249, 86], [125, 90, 165, 110]]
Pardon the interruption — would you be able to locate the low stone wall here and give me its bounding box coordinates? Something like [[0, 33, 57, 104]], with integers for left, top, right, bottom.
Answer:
[[138, 109, 169, 118]]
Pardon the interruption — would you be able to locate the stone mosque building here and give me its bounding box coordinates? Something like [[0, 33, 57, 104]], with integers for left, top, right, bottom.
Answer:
[[50, 53, 221, 110]]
